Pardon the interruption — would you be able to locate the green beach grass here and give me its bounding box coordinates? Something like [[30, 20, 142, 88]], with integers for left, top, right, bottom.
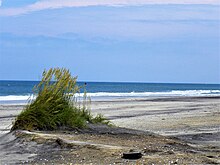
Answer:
[[11, 68, 109, 131]]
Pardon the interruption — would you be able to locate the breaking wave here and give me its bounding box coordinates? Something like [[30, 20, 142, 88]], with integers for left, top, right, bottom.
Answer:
[[0, 90, 219, 102]]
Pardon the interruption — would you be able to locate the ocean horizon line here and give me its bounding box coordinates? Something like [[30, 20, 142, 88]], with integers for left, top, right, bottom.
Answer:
[[0, 80, 219, 85]]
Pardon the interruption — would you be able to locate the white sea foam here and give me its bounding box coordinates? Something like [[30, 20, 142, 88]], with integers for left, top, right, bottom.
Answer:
[[0, 95, 36, 101], [0, 90, 219, 102], [85, 90, 220, 97]]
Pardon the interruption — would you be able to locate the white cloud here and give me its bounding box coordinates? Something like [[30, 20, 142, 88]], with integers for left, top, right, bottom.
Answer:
[[0, 0, 219, 16]]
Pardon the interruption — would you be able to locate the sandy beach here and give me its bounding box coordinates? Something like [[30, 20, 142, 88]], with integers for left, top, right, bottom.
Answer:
[[0, 96, 220, 164], [92, 96, 220, 134]]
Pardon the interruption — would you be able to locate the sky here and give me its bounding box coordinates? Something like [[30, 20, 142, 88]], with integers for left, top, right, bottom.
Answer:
[[0, 0, 219, 84]]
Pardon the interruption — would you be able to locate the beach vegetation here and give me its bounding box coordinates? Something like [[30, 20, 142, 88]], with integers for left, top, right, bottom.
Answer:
[[11, 68, 109, 131]]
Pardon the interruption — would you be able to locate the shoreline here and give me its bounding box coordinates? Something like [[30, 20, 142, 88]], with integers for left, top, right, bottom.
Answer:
[[0, 95, 220, 104]]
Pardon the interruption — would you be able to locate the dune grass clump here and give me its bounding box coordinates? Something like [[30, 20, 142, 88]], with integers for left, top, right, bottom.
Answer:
[[11, 68, 109, 131]]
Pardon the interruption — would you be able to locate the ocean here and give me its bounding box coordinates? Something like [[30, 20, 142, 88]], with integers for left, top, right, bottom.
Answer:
[[0, 80, 220, 103]]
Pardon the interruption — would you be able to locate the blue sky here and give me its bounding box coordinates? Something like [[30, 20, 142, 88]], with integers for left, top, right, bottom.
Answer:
[[0, 0, 219, 83]]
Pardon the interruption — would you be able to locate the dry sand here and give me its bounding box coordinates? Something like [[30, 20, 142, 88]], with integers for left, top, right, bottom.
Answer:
[[0, 96, 219, 164], [92, 97, 220, 135]]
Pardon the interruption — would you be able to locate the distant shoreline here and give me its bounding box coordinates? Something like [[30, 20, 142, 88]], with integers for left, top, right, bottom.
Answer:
[[1, 95, 220, 105]]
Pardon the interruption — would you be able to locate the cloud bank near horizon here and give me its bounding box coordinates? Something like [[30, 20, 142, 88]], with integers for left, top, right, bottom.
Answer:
[[0, 0, 219, 16]]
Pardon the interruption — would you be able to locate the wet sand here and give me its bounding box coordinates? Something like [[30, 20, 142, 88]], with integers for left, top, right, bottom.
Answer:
[[0, 96, 219, 164]]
